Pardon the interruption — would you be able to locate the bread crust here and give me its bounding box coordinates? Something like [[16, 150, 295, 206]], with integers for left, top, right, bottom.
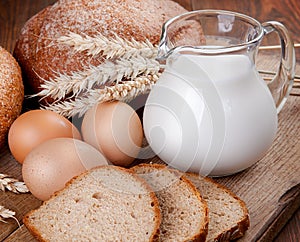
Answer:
[[13, 7, 50, 95], [186, 172, 250, 242], [132, 163, 209, 242], [22, 214, 48, 242], [23, 165, 162, 242], [0, 46, 24, 148]]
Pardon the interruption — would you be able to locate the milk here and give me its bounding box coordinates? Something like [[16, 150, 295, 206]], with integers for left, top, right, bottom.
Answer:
[[143, 54, 278, 176]]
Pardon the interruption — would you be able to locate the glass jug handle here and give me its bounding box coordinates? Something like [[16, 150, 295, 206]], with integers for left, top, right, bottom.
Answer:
[[261, 21, 296, 113]]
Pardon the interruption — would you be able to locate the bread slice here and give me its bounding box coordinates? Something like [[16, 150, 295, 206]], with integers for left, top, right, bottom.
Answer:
[[131, 164, 208, 242], [23, 165, 161, 242], [185, 173, 250, 242]]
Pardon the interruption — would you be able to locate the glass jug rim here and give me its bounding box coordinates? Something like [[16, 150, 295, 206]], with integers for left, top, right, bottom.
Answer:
[[158, 9, 265, 59]]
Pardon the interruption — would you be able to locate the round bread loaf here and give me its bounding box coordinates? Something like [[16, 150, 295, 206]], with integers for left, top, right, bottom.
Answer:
[[13, 0, 192, 101], [0, 46, 24, 149]]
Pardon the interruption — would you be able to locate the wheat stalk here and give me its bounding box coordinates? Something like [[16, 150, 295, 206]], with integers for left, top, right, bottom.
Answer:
[[0, 173, 29, 194], [43, 74, 159, 118], [36, 33, 162, 116], [0, 205, 20, 226], [57, 31, 157, 59], [35, 55, 160, 101]]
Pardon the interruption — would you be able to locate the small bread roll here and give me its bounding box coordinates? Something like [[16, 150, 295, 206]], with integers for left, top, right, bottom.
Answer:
[[0, 46, 24, 149]]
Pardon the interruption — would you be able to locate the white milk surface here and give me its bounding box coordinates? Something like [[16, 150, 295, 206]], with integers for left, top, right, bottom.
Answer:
[[143, 54, 278, 176]]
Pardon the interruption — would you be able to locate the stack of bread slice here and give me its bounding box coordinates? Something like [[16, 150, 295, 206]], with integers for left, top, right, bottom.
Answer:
[[131, 164, 208, 241], [24, 164, 249, 241]]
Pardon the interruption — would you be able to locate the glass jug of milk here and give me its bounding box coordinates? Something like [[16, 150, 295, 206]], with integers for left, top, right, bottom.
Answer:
[[143, 10, 295, 176]]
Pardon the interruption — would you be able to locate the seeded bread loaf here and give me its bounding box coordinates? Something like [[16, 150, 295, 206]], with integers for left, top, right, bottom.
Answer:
[[13, 0, 202, 102], [0, 46, 24, 149], [23, 165, 161, 242], [132, 164, 208, 242], [185, 173, 250, 242]]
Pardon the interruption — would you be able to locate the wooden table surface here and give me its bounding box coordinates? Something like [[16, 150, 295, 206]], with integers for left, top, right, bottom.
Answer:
[[0, 0, 299, 241]]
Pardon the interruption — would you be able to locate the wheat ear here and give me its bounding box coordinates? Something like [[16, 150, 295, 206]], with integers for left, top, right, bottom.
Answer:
[[43, 74, 159, 118], [0, 174, 29, 194], [35, 55, 160, 101], [0, 205, 20, 226], [57, 31, 157, 59]]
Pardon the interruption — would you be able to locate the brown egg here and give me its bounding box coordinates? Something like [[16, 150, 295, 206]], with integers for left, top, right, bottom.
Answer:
[[8, 109, 81, 164], [22, 138, 108, 201], [81, 101, 143, 167]]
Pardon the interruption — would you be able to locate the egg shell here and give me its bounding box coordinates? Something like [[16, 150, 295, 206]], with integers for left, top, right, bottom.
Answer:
[[22, 137, 108, 201], [81, 101, 143, 167], [8, 109, 81, 164]]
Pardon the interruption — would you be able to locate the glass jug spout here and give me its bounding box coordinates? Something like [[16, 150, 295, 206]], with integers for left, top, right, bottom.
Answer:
[[156, 11, 207, 65]]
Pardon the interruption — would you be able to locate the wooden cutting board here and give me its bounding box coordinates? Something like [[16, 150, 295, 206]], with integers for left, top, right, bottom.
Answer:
[[1, 53, 299, 242]]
